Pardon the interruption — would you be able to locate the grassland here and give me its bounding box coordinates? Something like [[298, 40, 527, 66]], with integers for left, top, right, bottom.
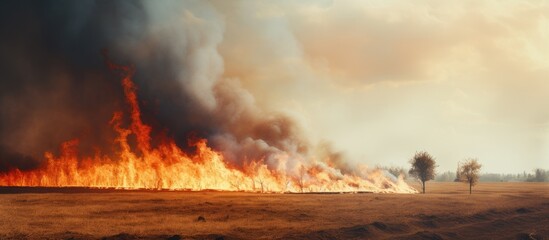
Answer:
[[0, 182, 547, 240]]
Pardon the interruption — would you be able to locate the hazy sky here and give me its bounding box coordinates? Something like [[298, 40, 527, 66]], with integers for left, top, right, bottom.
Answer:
[[213, 0, 549, 173]]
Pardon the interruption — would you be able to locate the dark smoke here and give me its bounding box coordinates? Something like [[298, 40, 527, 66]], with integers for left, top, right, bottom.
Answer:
[[0, 145, 39, 172], [0, 1, 127, 169], [0, 0, 317, 173]]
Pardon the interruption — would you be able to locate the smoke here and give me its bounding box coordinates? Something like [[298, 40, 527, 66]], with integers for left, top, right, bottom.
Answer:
[[0, 0, 351, 175]]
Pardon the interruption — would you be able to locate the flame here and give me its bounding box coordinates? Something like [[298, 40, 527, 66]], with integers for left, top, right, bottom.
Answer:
[[0, 62, 416, 193]]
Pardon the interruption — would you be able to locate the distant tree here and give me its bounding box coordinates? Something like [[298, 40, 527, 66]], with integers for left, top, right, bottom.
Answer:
[[479, 173, 503, 182], [435, 171, 456, 182], [459, 158, 482, 194], [257, 177, 265, 193], [454, 162, 461, 182], [297, 165, 306, 193], [527, 168, 547, 182], [408, 151, 437, 194], [535, 169, 547, 182], [384, 166, 408, 180]]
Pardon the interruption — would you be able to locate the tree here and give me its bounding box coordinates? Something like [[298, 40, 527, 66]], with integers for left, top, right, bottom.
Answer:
[[434, 171, 456, 182], [459, 158, 482, 194], [383, 166, 408, 180], [535, 168, 547, 182], [297, 165, 306, 193], [527, 168, 547, 182], [408, 151, 437, 194], [454, 162, 461, 182]]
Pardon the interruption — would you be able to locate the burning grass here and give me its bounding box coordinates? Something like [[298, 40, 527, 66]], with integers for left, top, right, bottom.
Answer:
[[0, 61, 415, 194]]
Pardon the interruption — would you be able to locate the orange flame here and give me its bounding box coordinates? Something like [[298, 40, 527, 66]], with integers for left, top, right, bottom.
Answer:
[[0, 62, 416, 193]]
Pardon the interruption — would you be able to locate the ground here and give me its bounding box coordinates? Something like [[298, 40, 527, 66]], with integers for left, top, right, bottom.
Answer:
[[0, 182, 547, 240]]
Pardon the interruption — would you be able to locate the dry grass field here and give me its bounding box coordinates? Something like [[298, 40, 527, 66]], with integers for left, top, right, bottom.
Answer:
[[0, 182, 547, 240]]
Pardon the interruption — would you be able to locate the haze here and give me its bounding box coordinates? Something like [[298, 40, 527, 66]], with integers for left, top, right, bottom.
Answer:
[[216, 1, 549, 173]]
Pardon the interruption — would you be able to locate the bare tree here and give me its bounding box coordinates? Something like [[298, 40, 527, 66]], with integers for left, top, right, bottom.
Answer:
[[250, 176, 256, 192], [280, 174, 291, 193], [408, 151, 437, 194], [229, 172, 242, 191], [459, 158, 481, 194], [454, 162, 461, 182], [257, 177, 265, 193], [229, 179, 241, 191], [297, 165, 306, 193], [284, 180, 290, 193], [383, 166, 408, 180]]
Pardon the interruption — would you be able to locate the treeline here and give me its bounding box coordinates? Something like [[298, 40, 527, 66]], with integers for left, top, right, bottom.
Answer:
[[434, 169, 548, 182], [380, 167, 548, 183], [382, 151, 546, 194]]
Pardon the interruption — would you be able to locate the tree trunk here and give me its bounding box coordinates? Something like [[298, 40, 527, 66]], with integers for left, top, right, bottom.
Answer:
[[422, 181, 425, 194], [469, 182, 472, 194]]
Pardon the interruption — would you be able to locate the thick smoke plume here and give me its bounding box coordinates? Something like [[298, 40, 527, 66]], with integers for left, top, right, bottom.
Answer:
[[0, 1, 384, 183]]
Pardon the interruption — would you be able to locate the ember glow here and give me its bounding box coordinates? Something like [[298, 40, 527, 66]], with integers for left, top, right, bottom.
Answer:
[[0, 60, 415, 193]]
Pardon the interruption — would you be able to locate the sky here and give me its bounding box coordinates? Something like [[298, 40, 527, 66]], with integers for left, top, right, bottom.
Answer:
[[213, 0, 549, 173], [1, 0, 548, 174]]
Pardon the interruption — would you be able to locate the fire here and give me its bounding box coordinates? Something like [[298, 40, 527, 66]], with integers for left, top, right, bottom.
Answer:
[[0, 62, 416, 193]]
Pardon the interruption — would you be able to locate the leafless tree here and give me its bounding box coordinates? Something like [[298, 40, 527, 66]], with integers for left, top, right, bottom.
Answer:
[[250, 176, 256, 192], [459, 158, 482, 194], [297, 165, 306, 193], [229, 172, 242, 191], [280, 174, 291, 193], [383, 166, 408, 179], [257, 177, 265, 193], [454, 162, 461, 182], [408, 151, 437, 194]]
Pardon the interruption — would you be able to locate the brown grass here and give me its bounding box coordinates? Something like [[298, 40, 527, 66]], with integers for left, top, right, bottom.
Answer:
[[0, 182, 547, 240]]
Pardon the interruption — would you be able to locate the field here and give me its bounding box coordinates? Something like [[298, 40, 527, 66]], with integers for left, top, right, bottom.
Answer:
[[0, 182, 547, 240]]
